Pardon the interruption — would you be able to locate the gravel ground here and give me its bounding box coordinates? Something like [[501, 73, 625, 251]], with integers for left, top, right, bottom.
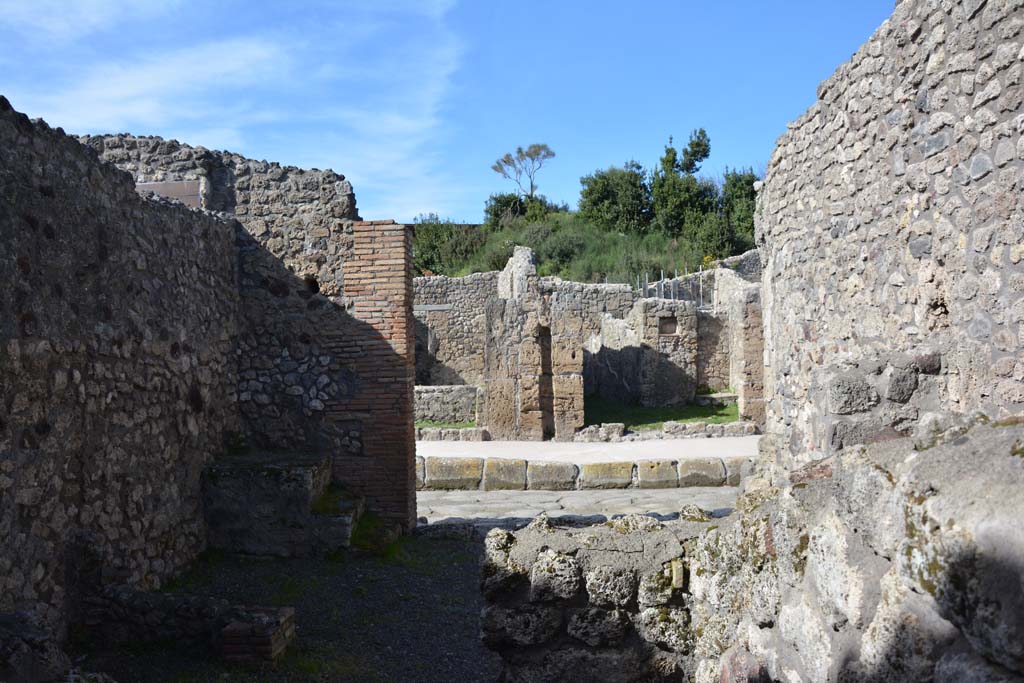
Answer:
[[70, 536, 500, 683]]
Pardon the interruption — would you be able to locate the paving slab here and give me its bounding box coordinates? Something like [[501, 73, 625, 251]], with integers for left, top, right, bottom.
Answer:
[[417, 436, 759, 463], [416, 487, 740, 531]]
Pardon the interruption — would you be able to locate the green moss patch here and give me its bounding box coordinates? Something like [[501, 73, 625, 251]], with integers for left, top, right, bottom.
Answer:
[[415, 420, 476, 429]]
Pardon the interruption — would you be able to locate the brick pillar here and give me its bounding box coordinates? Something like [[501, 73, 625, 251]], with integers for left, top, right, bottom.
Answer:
[[333, 220, 416, 530]]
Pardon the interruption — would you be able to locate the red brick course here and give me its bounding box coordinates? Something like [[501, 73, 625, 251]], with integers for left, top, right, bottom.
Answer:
[[333, 220, 416, 529]]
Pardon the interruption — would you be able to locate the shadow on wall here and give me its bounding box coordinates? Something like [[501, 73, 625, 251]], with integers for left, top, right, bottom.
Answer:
[[827, 550, 1024, 682], [583, 345, 696, 407], [234, 226, 414, 526], [414, 316, 468, 386], [722, 542, 1024, 682]]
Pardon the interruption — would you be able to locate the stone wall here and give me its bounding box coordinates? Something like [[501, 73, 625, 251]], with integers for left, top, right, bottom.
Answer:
[[416, 249, 756, 437], [84, 134, 416, 530], [757, 0, 1024, 468], [483, 248, 581, 440], [414, 385, 480, 424], [480, 3, 1024, 681], [1, 97, 418, 650], [716, 269, 766, 424], [414, 272, 498, 385], [588, 299, 699, 407], [482, 422, 1024, 682], [0, 98, 240, 632]]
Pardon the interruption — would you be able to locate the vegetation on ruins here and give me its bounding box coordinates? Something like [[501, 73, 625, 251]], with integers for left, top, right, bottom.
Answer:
[[414, 130, 759, 281]]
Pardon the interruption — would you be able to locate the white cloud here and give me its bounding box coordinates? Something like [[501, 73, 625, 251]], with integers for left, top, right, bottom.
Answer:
[[0, 0, 181, 42], [10, 37, 288, 134], [3, 0, 467, 221]]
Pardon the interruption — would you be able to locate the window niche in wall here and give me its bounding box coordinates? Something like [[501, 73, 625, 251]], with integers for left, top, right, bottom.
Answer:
[[658, 316, 678, 335]]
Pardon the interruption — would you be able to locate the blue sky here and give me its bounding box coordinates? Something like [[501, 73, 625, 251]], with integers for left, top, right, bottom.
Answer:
[[1, 0, 894, 223]]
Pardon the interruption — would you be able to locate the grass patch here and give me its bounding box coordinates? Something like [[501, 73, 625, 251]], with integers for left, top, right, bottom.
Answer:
[[159, 548, 228, 593], [415, 420, 476, 429], [584, 397, 739, 431], [311, 483, 347, 515], [279, 642, 386, 681]]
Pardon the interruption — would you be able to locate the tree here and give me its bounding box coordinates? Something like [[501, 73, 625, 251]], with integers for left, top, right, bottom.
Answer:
[[491, 143, 555, 198], [652, 131, 717, 236], [721, 167, 759, 253], [412, 213, 486, 275], [578, 161, 653, 234], [679, 128, 711, 175]]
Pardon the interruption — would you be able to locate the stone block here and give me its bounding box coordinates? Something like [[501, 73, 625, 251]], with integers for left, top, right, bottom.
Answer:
[[722, 457, 752, 486], [579, 462, 634, 489], [415, 456, 425, 490], [480, 605, 562, 647], [483, 458, 527, 491], [530, 549, 581, 602], [677, 458, 727, 487], [585, 566, 638, 608], [826, 372, 880, 415], [636, 460, 678, 488], [527, 461, 578, 490], [459, 427, 489, 441], [423, 457, 483, 490], [566, 608, 629, 647]]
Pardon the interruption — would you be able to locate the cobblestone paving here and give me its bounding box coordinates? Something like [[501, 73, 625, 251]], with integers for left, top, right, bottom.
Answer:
[[417, 487, 740, 530]]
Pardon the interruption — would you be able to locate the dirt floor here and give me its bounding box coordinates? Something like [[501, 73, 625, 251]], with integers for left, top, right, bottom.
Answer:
[[70, 536, 501, 683]]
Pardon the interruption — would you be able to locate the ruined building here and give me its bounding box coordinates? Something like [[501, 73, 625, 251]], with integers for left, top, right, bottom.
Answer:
[[0, 99, 416, 662], [3, 0, 1024, 679], [414, 245, 765, 440], [481, 0, 1024, 680]]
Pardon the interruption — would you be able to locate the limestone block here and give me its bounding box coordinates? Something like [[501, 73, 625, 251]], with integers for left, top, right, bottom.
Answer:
[[637, 570, 676, 608], [884, 366, 919, 403], [827, 372, 880, 414], [483, 458, 527, 491], [527, 461, 578, 490], [636, 607, 689, 652], [678, 458, 727, 486], [415, 456, 424, 490], [550, 343, 583, 374], [722, 457, 753, 486], [567, 608, 629, 647], [580, 462, 634, 489], [585, 566, 638, 608], [459, 427, 489, 441], [636, 460, 678, 489], [530, 549, 582, 602], [423, 457, 483, 490], [480, 605, 562, 647]]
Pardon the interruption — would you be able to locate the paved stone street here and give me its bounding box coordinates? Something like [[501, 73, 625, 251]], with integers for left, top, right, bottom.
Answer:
[[416, 487, 740, 529]]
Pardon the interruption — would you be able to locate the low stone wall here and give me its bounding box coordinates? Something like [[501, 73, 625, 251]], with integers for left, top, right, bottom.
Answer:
[[414, 385, 480, 424], [416, 455, 752, 491], [416, 426, 490, 441], [79, 584, 295, 663], [574, 421, 758, 442], [481, 422, 1024, 681], [480, 513, 715, 681]]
